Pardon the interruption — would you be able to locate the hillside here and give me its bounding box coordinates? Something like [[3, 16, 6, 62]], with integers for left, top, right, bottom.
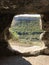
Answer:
[[9, 17, 43, 46], [11, 16, 43, 34]]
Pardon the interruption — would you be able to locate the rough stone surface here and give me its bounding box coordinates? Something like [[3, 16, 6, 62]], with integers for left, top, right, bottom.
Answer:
[[43, 48, 49, 54], [40, 14, 49, 54], [0, 14, 17, 56], [0, 0, 49, 14], [0, 0, 49, 56], [40, 32, 49, 40], [0, 55, 49, 65], [40, 14, 49, 31], [10, 45, 46, 56]]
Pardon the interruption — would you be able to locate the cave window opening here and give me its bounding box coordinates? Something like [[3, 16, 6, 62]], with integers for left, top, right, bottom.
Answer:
[[9, 14, 43, 47]]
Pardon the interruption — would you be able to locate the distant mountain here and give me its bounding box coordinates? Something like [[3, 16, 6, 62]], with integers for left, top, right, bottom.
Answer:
[[11, 16, 40, 27], [14, 17, 39, 21]]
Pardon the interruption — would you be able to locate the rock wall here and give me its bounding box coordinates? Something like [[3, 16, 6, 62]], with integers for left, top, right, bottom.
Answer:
[[0, 0, 49, 14], [0, 0, 49, 56], [40, 14, 49, 54]]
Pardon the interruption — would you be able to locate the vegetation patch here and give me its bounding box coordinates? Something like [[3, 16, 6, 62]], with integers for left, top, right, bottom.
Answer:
[[9, 17, 43, 46]]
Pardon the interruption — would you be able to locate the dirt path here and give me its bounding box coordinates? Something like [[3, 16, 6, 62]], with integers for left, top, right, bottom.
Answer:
[[0, 55, 49, 65]]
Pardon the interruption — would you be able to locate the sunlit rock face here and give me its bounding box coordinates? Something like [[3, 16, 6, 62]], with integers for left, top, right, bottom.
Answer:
[[0, 0, 49, 14]]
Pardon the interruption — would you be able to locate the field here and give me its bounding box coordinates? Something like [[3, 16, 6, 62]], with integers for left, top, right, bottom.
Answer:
[[9, 17, 43, 46]]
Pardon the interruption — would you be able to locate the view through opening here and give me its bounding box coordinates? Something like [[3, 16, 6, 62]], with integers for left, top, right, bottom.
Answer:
[[9, 14, 43, 47]]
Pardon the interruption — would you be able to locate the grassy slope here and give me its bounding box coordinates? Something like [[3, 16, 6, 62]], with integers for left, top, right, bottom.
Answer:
[[9, 18, 43, 46]]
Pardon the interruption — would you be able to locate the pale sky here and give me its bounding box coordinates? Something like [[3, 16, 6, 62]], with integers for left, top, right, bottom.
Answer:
[[15, 14, 40, 18]]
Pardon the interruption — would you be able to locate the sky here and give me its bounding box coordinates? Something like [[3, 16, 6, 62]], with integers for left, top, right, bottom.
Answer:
[[14, 14, 41, 18]]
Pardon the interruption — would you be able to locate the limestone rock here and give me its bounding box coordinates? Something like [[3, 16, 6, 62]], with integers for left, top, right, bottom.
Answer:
[[43, 41, 49, 47], [10, 45, 46, 56], [0, 0, 49, 14], [40, 14, 49, 31], [0, 0, 49, 56], [43, 48, 49, 55], [40, 31, 49, 40]]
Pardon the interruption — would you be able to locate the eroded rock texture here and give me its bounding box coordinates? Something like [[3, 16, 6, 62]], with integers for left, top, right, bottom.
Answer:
[[0, 0, 49, 56], [0, 14, 17, 56], [0, 0, 49, 14], [40, 14, 49, 54]]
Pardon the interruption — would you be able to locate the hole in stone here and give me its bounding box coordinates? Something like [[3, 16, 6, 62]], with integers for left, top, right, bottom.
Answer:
[[44, 26, 46, 28], [9, 14, 44, 47]]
